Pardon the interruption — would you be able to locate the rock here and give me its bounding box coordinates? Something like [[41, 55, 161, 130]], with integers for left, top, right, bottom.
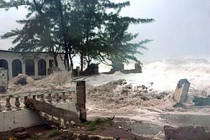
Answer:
[[153, 94, 165, 100], [35, 133, 44, 137], [113, 79, 126, 85], [15, 131, 31, 139], [140, 95, 150, 101], [89, 135, 114, 140], [125, 84, 132, 89], [164, 125, 210, 140], [142, 85, 148, 90], [70, 121, 76, 126], [11, 127, 25, 133], [72, 133, 79, 139], [193, 96, 210, 106], [58, 131, 74, 140], [79, 134, 89, 140], [173, 79, 190, 103], [89, 135, 101, 140], [0, 86, 6, 93]]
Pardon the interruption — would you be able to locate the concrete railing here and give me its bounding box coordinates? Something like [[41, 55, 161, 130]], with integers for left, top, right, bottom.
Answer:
[[0, 88, 75, 112], [0, 81, 86, 132]]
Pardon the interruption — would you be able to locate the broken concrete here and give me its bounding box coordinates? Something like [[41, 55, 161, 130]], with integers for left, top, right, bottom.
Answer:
[[25, 99, 80, 127], [76, 81, 87, 122], [173, 79, 190, 103]]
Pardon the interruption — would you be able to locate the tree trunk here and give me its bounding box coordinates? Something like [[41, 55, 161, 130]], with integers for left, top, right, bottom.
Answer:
[[56, 0, 70, 71], [53, 53, 58, 67], [87, 59, 91, 68], [80, 53, 84, 72], [69, 53, 74, 71], [64, 52, 70, 71]]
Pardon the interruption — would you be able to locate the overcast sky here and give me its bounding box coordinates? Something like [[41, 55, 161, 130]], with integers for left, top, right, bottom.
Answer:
[[0, 0, 210, 61]]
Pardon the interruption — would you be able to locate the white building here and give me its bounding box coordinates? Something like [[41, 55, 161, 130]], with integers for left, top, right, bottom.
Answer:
[[0, 50, 65, 80]]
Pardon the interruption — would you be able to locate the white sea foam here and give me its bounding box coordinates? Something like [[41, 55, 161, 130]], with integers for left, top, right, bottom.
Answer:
[[89, 58, 210, 94], [87, 59, 210, 129]]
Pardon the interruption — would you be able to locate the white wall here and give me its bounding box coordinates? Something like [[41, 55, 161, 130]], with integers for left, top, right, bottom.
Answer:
[[0, 51, 65, 80], [0, 102, 79, 132]]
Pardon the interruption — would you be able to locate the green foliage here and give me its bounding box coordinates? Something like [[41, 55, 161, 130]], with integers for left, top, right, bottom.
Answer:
[[48, 129, 62, 138], [0, 0, 154, 70], [30, 135, 45, 140], [102, 11, 153, 69], [84, 118, 113, 131]]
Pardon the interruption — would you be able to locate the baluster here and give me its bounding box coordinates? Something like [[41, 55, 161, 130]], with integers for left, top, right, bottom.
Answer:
[[56, 93, 60, 103], [24, 96, 28, 108], [64, 120, 70, 128], [15, 97, 20, 111], [62, 92, 66, 102], [0, 98, 2, 112], [58, 117, 63, 128], [40, 94, 44, 102], [6, 97, 11, 111], [47, 94, 52, 104]]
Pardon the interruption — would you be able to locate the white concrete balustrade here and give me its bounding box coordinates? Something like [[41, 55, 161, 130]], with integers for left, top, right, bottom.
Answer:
[[0, 89, 75, 112], [0, 88, 79, 132]]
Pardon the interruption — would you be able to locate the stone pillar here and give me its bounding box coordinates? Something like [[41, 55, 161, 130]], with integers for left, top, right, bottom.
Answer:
[[173, 79, 190, 103], [46, 59, 50, 76], [22, 60, 26, 75], [76, 81, 86, 122], [34, 60, 38, 78], [135, 63, 142, 73], [121, 64, 124, 72], [8, 60, 12, 80], [76, 66, 80, 76]]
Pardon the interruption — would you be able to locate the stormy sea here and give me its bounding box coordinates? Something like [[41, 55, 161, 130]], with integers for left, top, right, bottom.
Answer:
[[85, 58, 210, 138]]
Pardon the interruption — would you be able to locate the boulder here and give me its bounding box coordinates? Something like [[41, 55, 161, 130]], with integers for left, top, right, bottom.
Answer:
[[173, 79, 190, 103], [164, 125, 209, 140]]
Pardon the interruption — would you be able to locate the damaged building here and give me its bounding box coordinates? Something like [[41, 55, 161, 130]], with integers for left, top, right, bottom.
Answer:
[[0, 50, 65, 80]]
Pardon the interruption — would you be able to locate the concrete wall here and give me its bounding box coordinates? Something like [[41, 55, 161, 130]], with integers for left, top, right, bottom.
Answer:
[[0, 50, 65, 80]]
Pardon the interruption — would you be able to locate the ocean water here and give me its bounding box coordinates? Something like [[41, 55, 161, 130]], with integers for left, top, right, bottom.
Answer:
[[88, 58, 210, 95]]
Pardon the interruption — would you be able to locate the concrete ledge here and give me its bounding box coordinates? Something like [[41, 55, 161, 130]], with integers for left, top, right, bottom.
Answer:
[[0, 109, 44, 132]]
